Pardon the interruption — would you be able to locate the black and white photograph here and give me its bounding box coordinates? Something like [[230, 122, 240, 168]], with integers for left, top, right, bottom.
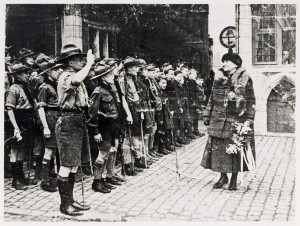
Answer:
[[2, 0, 297, 223]]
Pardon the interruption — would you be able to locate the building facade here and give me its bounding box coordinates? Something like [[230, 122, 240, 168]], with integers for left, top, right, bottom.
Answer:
[[210, 4, 295, 135]]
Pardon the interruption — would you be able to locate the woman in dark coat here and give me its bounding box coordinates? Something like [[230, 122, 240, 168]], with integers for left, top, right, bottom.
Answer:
[[201, 53, 256, 190]]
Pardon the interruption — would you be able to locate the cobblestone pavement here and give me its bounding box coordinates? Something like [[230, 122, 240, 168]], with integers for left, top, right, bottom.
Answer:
[[4, 132, 295, 222]]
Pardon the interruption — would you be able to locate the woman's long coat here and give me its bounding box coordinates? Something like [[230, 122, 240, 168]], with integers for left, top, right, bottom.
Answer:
[[201, 67, 256, 173]]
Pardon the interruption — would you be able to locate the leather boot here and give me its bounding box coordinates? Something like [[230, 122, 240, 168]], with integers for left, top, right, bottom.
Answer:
[[134, 158, 147, 169], [16, 161, 33, 186], [123, 164, 138, 176], [113, 175, 126, 182], [40, 159, 57, 192], [213, 173, 229, 189], [228, 172, 238, 191], [69, 173, 90, 210], [92, 163, 111, 193], [31, 155, 43, 185], [177, 136, 189, 145], [102, 178, 116, 189], [106, 177, 122, 186], [57, 177, 83, 216], [11, 162, 27, 190], [92, 179, 111, 193], [193, 130, 205, 137]]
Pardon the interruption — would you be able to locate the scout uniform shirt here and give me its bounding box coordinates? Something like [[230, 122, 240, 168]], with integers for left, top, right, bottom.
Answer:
[[5, 84, 33, 110], [57, 70, 89, 110]]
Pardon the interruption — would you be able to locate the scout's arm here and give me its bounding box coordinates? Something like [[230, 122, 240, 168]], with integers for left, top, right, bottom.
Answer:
[[87, 90, 102, 142], [71, 49, 95, 86], [122, 96, 133, 124], [37, 85, 50, 138]]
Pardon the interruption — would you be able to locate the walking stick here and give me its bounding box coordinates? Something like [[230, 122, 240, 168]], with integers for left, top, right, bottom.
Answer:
[[241, 147, 244, 187], [118, 134, 126, 180], [171, 129, 180, 180], [79, 165, 85, 207], [140, 112, 148, 168]]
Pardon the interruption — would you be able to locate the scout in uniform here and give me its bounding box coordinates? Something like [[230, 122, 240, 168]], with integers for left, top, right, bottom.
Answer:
[[5, 62, 35, 190], [156, 77, 174, 155], [55, 44, 94, 216], [188, 69, 205, 137], [88, 59, 132, 193], [180, 65, 196, 140], [36, 59, 63, 192], [120, 56, 145, 176], [165, 67, 188, 146]]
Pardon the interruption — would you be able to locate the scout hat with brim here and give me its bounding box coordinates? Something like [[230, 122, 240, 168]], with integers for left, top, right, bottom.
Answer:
[[18, 48, 37, 60], [146, 64, 156, 71], [138, 59, 147, 68], [57, 44, 87, 63], [123, 56, 140, 68], [38, 61, 63, 76], [91, 58, 119, 80], [7, 62, 31, 75]]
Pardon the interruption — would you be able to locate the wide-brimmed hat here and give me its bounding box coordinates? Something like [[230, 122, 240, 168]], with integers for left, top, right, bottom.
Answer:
[[123, 56, 140, 68], [18, 48, 36, 60], [38, 56, 63, 76], [138, 59, 147, 68], [7, 62, 30, 75], [91, 59, 118, 80], [146, 64, 156, 71], [57, 44, 86, 63]]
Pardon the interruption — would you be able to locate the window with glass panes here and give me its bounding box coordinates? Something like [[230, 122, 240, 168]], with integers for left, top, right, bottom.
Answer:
[[251, 4, 296, 65]]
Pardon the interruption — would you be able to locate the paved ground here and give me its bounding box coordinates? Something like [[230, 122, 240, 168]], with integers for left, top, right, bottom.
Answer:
[[4, 132, 295, 222]]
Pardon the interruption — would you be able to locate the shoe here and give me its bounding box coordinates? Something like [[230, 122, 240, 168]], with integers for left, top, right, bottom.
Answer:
[[193, 130, 205, 137], [186, 133, 197, 139], [177, 137, 189, 145], [134, 159, 147, 169], [113, 175, 126, 182], [165, 145, 175, 152], [60, 205, 83, 216], [213, 173, 228, 189], [123, 164, 138, 176], [72, 201, 91, 211], [134, 167, 144, 172], [41, 179, 57, 192], [92, 180, 111, 193], [157, 149, 169, 155], [175, 142, 183, 148], [228, 173, 238, 191], [106, 177, 122, 186], [151, 150, 164, 157], [102, 179, 116, 189], [12, 180, 28, 190], [31, 173, 42, 185]]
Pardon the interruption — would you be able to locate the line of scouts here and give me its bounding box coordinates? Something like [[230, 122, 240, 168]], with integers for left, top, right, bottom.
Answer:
[[5, 44, 207, 216]]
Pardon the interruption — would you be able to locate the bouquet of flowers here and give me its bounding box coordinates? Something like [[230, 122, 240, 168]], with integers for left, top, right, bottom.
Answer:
[[226, 122, 253, 154], [227, 121, 256, 184]]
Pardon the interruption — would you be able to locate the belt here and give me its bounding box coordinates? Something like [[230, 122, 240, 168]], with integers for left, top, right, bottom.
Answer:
[[99, 112, 118, 119], [60, 108, 84, 113], [46, 107, 60, 111]]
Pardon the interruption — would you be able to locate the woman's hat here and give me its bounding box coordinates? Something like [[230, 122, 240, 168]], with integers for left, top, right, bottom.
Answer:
[[221, 53, 242, 67], [57, 44, 86, 63]]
